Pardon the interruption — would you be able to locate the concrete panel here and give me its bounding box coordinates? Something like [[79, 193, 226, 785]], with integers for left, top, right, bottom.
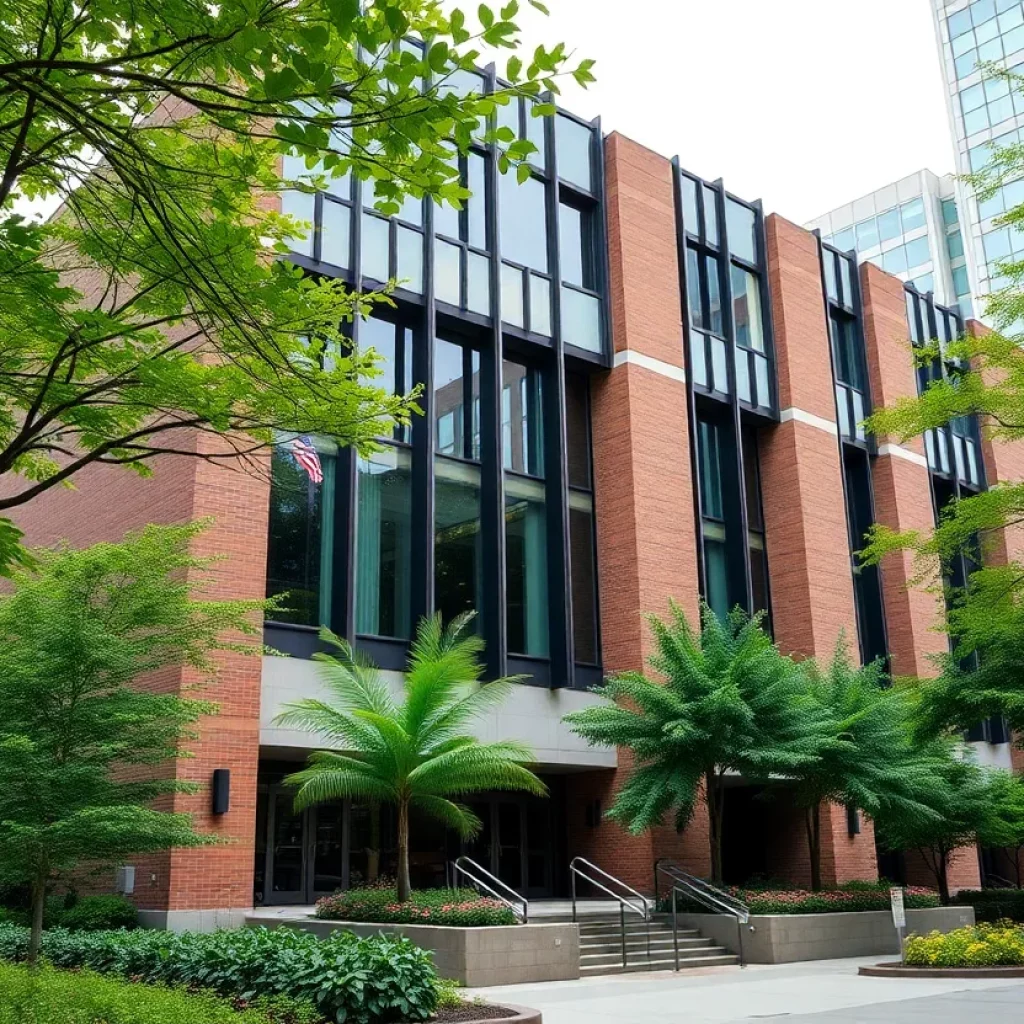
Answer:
[[674, 907, 975, 964], [259, 656, 616, 769], [248, 914, 581, 986]]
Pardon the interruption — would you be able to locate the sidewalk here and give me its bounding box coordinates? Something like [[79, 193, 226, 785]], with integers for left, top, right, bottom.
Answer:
[[467, 956, 1024, 1023]]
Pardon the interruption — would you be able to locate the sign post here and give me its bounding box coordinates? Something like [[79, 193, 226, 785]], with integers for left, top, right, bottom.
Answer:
[[890, 886, 906, 963]]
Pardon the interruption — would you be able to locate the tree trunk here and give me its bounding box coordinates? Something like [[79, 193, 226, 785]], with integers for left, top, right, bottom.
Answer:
[[27, 876, 45, 966], [706, 771, 724, 885], [367, 801, 380, 884], [396, 798, 411, 903], [929, 844, 951, 906], [805, 804, 822, 892], [1015, 845, 1022, 889]]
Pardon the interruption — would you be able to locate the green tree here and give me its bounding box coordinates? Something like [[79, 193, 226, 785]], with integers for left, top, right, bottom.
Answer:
[[0, 0, 594, 570], [0, 523, 265, 962], [564, 603, 825, 885], [977, 769, 1024, 888], [276, 613, 546, 902], [791, 644, 942, 890], [873, 748, 991, 905]]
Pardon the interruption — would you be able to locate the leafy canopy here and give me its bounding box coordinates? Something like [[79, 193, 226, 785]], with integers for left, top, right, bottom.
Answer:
[[564, 603, 826, 836], [278, 612, 546, 841], [0, 523, 264, 947], [0, 0, 594, 567]]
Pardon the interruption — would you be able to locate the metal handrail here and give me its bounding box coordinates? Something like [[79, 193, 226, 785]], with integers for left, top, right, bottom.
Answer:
[[655, 860, 753, 969], [449, 856, 529, 923], [569, 856, 650, 969]]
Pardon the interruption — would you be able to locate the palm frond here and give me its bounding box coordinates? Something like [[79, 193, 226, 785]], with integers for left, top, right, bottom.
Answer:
[[411, 795, 482, 839], [313, 627, 397, 717]]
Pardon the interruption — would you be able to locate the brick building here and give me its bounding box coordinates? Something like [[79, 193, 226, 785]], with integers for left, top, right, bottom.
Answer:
[[13, 86, 1022, 927]]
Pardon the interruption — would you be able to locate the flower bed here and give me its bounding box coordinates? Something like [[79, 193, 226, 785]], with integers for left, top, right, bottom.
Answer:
[[905, 922, 1024, 967], [0, 923, 437, 1024], [663, 882, 940, 915], [315, 886, 518, 927]]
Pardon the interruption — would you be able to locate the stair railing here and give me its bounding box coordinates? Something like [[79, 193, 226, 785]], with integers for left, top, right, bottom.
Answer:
[[570, 856, 650, 968], [655, 859, 753, 969], [448, 856, 529, 923]]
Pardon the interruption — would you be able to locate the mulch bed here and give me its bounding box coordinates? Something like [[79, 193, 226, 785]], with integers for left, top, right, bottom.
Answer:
[[430, 1004, 527, 1022], [859, 962, 1024, 979]]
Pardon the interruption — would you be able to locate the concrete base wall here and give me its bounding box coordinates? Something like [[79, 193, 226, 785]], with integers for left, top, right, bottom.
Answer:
[[249, 915, 580, 987], [139, 908, 250, 932], [674, 907, 975, 964]]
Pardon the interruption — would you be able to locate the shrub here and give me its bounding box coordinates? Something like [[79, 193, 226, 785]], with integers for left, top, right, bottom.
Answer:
[[904, 922, 1024, 967], [0, 923, 437, 1024], [59, 895, 138, 931], [0, 962, 287, 1024], [315, 886, 518, 927], [662, 882, 941, 915], [955, 889, 1024, 923]]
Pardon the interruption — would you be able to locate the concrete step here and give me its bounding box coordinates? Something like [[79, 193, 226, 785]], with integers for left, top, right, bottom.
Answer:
[[580, 937, 713, 955], [580, 944, 730, 968], [580, 954, 740, 976], [578, 926, 688, 940]]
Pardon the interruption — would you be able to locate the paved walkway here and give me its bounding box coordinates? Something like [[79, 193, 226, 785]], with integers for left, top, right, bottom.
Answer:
[[467, 957, 1024, 1023]]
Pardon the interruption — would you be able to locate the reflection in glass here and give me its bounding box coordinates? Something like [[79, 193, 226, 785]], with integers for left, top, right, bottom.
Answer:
[[356, 446, 412, 639], [396, 224, 423, 293], [529, 274, 551, 336], [561, 286, 601, 352], [499, 172, 548, 270], [564, 374, 591, 489], [686, 247, 703, 330], [467, 252, 490, 315], [681, 175, 699, 234], [266, 444, 334, 626], [433, 338, 480, 460], [698, 419, 724, 519], [703, 527, 730, 622], [501, 262, 525, 327], [320, 198, 350, 267], [735, 348, 751, 403], [569, 493, 598, 664], [731, 265, 764, 351], [690, 332, 708, 388], [435, 238, 461, 306], [706, 254, 722, 334], [468, 153, 488, 249], [559, 202, 589, 287], [556, 114, 593, 191], [505, 474, 549, 657], [502, 362, 544, 475], [726, 200, 757, 264], [710, 336, 729, 394], [361, 213, 390, 281], [435, 457, 483, 629], [281, 190, 315, 257], [703, 185, 719, 244]]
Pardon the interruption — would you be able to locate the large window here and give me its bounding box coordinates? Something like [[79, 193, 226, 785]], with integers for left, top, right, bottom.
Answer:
[[566, 375, 599, 665], [697, 417, 732, 620], [435, 152, 490, 314], [266, 442, 335, 627]]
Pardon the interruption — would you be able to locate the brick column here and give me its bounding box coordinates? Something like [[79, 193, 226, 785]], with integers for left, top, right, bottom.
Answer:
[[575, 132, 707, 889], [860, 262, 947, 679], [758, 214, 877, 886]]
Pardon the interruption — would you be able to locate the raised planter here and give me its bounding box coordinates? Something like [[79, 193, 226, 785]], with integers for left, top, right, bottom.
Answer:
[[424, 1005, 541, 1023], [246, 913, 579, 987], [859, 962, 1024, 979], [673, 907, 975, 964]]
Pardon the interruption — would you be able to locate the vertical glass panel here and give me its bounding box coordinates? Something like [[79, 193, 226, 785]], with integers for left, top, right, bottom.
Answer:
[[355, 446, 412, 639], [396, 224, 423, 293], [502, 362, 544, 476], [467, 153, 488, 250], [832, 226, 856, 252], [735, 347, 751, 403], [966, 439, 979, 485], [900, 197, 926, 232], [823, 249, 838, 302], [505, 474, 549, 657], [938, 429, 951, 474], [681, 175, 700, 235], [703, 532, 730, 622], [726, 200, 757, 264], [697, 419, 724, 519], [569, 492, 599, 664], [434, 195, 461, 240], [836, 386, 851, 438], [754, 353, 770, 408], [434, 238, 462, 306], [952, 433, 966, 481], [266, 444, 331, 626], [281, 190, 315, 257], [434, 457, 483, 628], [271, 791, 305, 894], [434, 337, 478, 460], [749, 539, 769, 619], [556, 114, 593, 191], [319, 198, 350, 268], [877, 207, 901, 242], [852, 389, 866, 441], [501, 262, 525, 327], [703, 185, 719, 245], [396, 192, 423, 227], [560, 286, 602, 353], [529, 274, 551, 336], [690, 332, 708, 388], [358, 316, 407, 442], [525, 100, 547, 171], [710, 336, 729, 394], [559, 202, 587, 287], [467, 251, 490, 315], [706, 254, 722, 334], [499, 171, 549, 270], [496, 94, 520, 143], [361, 213, 390, 282], [686, 246, 704, 330], [839, 256, 854, 308], [856, 217, 879, 251], [742, 430, 763, 532], [925, 430, 937, 470], [564, 374, 591, 489], [731, 265, 764, 351]]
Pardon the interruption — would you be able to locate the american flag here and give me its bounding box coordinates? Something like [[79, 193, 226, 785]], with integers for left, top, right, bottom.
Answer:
[[289, 435, 323, 484]]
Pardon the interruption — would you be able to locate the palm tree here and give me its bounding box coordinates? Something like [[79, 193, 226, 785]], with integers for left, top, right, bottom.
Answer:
[[565, 601, 824, 884], [276, 613, 547, 902]]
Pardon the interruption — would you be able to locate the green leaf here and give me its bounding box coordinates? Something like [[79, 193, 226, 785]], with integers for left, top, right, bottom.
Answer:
[[478, 3, 495, 28], [515, 162, 532, 184], [506, 55, 522, 81]]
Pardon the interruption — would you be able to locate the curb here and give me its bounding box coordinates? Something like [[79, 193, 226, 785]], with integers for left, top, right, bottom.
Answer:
[[859, 962, 1024, 979]]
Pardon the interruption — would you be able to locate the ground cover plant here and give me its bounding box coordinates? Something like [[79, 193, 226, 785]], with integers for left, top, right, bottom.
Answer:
[[904, 921, 1024, 967], [315, 886, 518, 927]]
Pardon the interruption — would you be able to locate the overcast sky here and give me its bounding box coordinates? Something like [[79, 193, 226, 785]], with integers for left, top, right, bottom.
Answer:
[[515, 0, 955, 223]]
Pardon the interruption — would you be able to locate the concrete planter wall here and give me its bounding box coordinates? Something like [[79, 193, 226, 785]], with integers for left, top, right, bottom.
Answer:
[[674, 906, 975, 964], [250, 914, 579, 987]]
